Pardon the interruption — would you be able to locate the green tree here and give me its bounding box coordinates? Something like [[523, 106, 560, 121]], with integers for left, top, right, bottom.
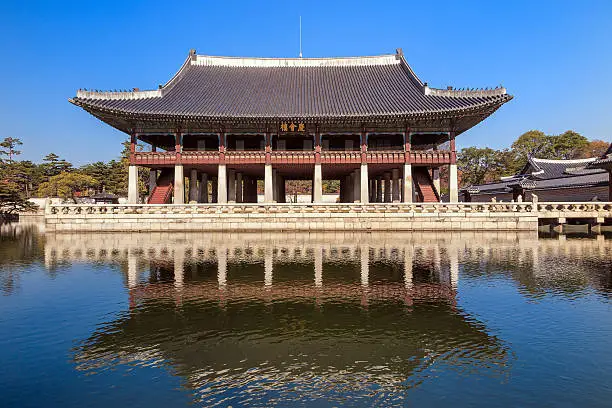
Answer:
[[510, 130, 552, 169], [0, 180, 36, 214], [38, 172, 98, 203], [41, 153, 72, 178], [0, 137, 23, 164], [457, 147, 506, 187], [549, 130, 589, 159], [80, 162, 111, 193], [580, 139, 610, 158], [2, 161, 42, 198]]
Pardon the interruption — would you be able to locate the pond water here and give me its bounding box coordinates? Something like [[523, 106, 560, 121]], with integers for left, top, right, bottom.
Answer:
[[1, 222, 611, 407]]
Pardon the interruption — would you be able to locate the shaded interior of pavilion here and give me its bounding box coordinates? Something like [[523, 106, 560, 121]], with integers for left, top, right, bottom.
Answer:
[[134, 132, 456, 204]]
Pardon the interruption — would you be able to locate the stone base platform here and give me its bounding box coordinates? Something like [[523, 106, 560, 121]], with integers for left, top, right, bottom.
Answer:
[[45, 203, 541, 232]]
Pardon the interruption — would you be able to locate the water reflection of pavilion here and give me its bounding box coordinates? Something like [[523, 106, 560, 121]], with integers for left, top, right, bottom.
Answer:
[[42, 231, 612, 297], [62, 232, 514, 402], [45, 231, 471, 299]]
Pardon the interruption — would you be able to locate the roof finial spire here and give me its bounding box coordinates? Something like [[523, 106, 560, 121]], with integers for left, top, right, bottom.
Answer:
[[299, 16, 303, 58]]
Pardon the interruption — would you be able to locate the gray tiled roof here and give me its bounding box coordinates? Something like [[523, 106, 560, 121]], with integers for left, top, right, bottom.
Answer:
[[531, 171, 609, 189], [463, 156, 609, 194], [70, 50, 512, 124], [527, 157, 601, 179]]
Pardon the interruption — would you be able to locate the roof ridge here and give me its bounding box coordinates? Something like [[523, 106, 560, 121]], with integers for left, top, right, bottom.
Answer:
[[531, 157, 596, 163], [75, 88, 162, 100], [191, 53, 400, 67], [424, 84, 507, 98]]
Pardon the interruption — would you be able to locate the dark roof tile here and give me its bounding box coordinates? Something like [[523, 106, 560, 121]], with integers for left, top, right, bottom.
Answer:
[[71, 52, 512, 123]]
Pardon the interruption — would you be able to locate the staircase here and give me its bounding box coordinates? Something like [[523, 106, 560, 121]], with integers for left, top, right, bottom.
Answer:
[[147, 169, 174, 204], [412, 167, 440, 202]]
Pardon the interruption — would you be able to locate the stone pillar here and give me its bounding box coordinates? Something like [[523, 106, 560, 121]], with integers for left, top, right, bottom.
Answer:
[[236, 172, 243, 203], [272, 169, 278, 202], [313, 163, 323, 203], [228, 169, 236, 203], [376, 177, 383, 202], [253, 178, 259, 202], [244, 177, 256, 203], [211, 176, 218, 203], [265, 164, 274, 203], [392, 168, 400, 202], [148, 169, 157, 194], [449, 163, 458, 202], [360, 164, 369, 204], [249, 177, 256, 203], [403, 164, 413, 203], [432, 168, 441, 197], [217, 164, 227, 204], [370, 178, 377, 203], [353, 169, 361, 203], [128, 165, 138, 204], [383, 172, 391, 203], [173, 165, 184, 204], [189, 168, 198, 203], [345, 174, 353, 203], [199, 173, 209, 203], [279, 176, 286, 203], [241, 176, 248, 202]]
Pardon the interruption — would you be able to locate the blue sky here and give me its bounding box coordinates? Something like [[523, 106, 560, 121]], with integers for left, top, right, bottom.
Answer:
[[1, 0, 611, 165]]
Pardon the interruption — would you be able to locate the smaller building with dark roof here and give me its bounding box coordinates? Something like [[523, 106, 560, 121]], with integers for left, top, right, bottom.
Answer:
[[461, 156, 611, 202]]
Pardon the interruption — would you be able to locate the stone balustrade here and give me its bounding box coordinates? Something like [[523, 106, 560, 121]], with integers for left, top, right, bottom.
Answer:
[[47, 202, 537, 216], [44, 202, 611, 233]]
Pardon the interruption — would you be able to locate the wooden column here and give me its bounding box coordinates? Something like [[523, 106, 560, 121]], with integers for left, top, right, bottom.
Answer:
[[265, 132, 272, 164], [173, 132, 184, 204], [449, 132, 458, 202], [219, 132, 226, 163], [360, 129, 367, 163], [404, 126, 411, 163], [314, 128, 321, 164], [313, 127, 322, 203], [130, 133, 137, 155], [175, 133, 182, 154]]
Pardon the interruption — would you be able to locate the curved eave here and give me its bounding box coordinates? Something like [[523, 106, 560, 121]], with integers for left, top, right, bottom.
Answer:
[[70, 94, 512, 127]]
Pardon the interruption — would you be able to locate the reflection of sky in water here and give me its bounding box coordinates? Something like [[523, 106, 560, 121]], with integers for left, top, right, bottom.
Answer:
[[1, 223, 611, 407]]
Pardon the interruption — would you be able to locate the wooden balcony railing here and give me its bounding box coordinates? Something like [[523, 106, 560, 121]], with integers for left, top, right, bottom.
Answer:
[[410, 151, 454, 165], [320, 151, 361, 164], [131, 152, 177, 166], [181, 151, 220, 164], [270, 151, 316, 164], [131, 150, 457, 166], [225, 151, 266, 164], [366, 151, 405, 164]]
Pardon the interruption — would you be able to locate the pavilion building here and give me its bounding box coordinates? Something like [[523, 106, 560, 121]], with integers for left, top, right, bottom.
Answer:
[[70, 48, 511, 204]]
